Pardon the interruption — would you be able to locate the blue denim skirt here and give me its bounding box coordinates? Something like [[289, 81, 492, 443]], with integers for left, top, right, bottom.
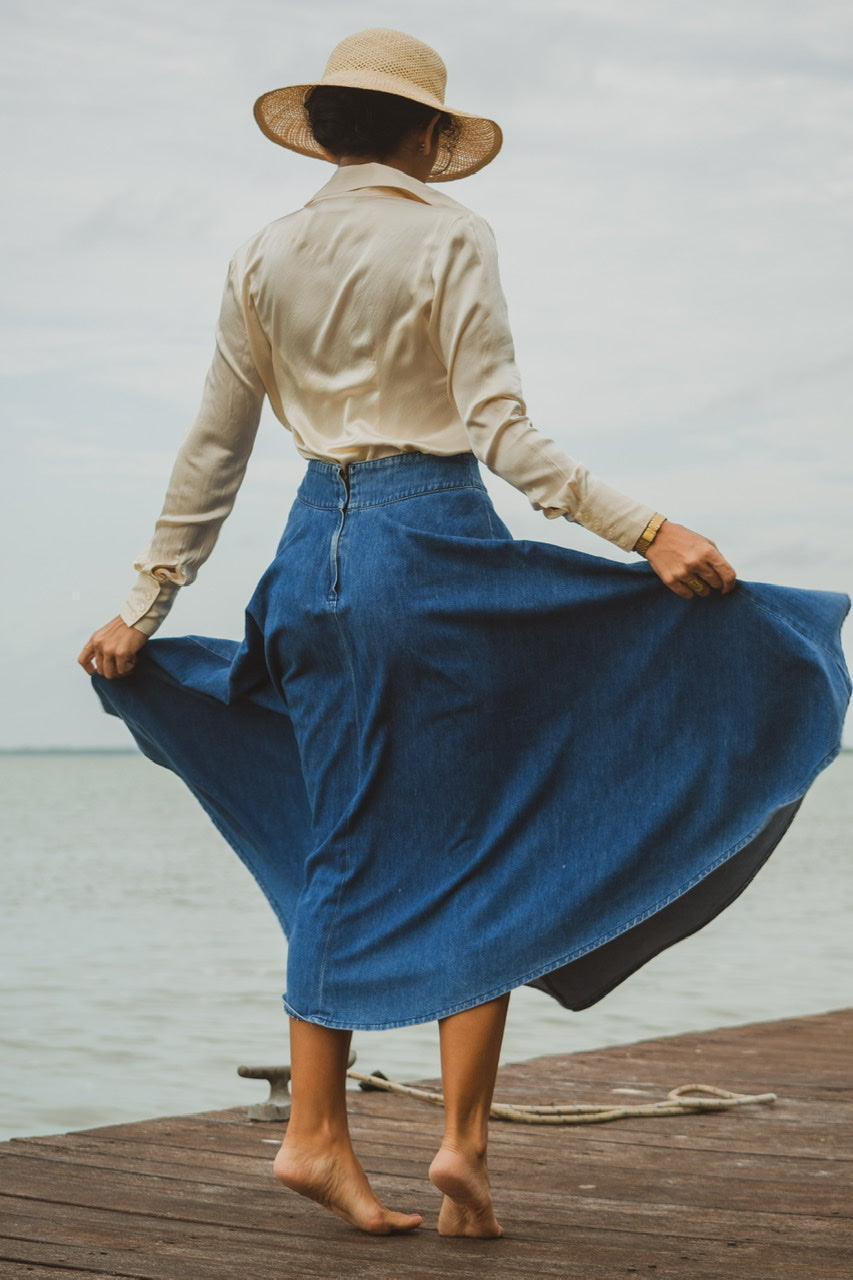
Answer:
[[94, 452, 851, 1029]]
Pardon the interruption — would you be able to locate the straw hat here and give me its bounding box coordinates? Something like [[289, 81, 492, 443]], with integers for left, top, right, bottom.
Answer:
[[253, 28, 502, 182]]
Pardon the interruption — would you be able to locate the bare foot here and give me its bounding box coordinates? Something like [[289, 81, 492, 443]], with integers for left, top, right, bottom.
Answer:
[[429, 1144, 504, 1238], [274, 1138, 422, 1235]]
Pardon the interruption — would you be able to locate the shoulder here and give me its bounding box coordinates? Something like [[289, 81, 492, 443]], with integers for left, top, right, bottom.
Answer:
[[431, 203, 500, 275], [228, 207, 307, 272], [420, 184, 494, 237]]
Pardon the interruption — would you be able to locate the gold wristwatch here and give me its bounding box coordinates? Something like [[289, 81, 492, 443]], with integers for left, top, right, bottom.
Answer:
[[634, 512, 666, 557]]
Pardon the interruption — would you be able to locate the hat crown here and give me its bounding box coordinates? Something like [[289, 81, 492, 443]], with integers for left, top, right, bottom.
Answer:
[[323, 28, 448, 104]]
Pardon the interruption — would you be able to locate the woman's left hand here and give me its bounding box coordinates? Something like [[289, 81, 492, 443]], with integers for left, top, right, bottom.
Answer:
[[78, 616, 148, 679], [644, 521, 737, 600]]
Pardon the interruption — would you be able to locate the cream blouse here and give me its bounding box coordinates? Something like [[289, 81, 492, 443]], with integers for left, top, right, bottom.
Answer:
[[120, 163, 654, 635]]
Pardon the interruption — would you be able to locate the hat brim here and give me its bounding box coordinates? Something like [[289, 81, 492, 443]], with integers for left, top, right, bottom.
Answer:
[[253, 79, 502, 182]]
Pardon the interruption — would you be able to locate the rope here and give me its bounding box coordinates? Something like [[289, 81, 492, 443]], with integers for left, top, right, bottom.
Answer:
[[347, 1070, 777, 1125]]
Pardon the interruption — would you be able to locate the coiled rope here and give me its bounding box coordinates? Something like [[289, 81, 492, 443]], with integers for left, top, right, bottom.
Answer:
[[348, 1070, 776, 1125]]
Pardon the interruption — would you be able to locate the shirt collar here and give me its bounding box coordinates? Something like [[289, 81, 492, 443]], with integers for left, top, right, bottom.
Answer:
[[305, 162, 466, 211]]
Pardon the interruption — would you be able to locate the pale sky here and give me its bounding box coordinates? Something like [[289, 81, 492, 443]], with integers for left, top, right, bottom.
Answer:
[[2, 0, 851, 747]]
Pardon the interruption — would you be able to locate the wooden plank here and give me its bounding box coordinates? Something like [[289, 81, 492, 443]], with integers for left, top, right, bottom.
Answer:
[[2, 1211, 850, 1280], [0, 1268, 132, 1280], [7, 1127, 847, 1206], [7, 1120, 848, 1223], [4, 1150, 849, 1239]]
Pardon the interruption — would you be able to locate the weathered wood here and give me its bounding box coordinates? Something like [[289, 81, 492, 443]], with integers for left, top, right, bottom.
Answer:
[[1, 1010, 850, 1279]]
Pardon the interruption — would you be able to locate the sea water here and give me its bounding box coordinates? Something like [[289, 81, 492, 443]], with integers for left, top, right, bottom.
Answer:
[[1, 750, 850, 1143]]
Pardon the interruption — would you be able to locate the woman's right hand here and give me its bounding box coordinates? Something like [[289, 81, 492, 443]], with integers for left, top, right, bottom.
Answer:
[[644, 521, 737, 600], [78, 616, 148, 679]]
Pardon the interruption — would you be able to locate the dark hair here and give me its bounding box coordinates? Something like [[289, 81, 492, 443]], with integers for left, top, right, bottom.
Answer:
[[305, 85, 458, 166]]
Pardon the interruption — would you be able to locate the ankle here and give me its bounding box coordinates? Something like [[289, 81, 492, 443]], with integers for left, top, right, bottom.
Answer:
[[437, 1134, 488, 1163], [281, 1118, 351, 1150]]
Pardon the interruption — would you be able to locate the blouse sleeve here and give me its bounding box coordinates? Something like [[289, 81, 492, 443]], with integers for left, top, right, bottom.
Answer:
[[119, 261, 268, 636], [430, 212, 655, 551]]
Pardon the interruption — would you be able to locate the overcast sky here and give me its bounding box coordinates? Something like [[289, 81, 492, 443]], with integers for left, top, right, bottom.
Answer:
[[2, 0, 851, 747]]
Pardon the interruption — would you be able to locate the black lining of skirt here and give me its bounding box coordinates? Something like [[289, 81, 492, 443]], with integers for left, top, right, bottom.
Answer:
[[527, 799, 802, 1012]]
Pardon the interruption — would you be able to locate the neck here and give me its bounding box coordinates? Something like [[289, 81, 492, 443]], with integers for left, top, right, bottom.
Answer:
[[337, 149, 433, 184]]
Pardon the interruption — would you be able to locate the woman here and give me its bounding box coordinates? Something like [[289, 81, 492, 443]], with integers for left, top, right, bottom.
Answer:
[[79, 30, 849, 1238]]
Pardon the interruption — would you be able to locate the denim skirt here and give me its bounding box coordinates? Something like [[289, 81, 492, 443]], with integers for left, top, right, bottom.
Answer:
[[94, 452, 851, 1029]]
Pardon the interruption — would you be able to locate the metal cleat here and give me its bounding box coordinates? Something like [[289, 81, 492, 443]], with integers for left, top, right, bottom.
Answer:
[[238, 1050, 356, 1121]]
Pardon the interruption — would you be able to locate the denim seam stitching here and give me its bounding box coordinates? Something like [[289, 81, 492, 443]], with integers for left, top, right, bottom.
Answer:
[[297, 480, 485, 513]]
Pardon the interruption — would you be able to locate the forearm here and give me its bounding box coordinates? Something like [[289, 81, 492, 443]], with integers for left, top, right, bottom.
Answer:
[[120, 373, 263, 631], [120, 263, 268, 634], [466, 402, 655, 551]]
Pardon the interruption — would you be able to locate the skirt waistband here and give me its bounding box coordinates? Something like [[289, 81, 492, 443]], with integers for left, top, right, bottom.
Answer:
[[297, 451, 484, 511]]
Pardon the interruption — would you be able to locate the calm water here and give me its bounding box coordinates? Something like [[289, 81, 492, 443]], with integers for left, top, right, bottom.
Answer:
[[1, 751, 850, 1143]]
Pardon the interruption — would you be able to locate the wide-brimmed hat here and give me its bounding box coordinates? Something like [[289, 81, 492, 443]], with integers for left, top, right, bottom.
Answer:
[[253, 28, 502, 182]]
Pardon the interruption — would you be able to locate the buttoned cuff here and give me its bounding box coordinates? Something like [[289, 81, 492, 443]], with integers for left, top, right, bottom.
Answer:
[[119, 572, 180, 637], [568, 480, 656, 554]]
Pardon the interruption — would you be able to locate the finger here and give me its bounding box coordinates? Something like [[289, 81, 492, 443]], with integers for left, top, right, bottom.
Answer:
[[717, 562, 738, 594], [99, 652, 120, 680], [704, 566, 737, 595], [77, 642, 97, 674], [666, 579, 697, 600], [704, 550, 737, 593], [696, 564, 725, 591], [699, 564, 731, 593]]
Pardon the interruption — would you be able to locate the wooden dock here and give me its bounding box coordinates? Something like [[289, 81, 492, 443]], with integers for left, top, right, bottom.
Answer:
[[1, 1010, 850, 1279]]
